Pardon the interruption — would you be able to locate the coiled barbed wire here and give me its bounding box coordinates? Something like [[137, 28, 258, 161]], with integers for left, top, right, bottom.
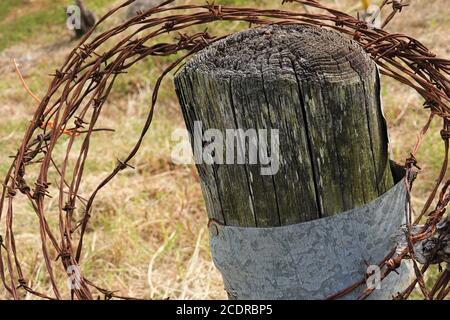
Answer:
[[0, 0, 449, 300]]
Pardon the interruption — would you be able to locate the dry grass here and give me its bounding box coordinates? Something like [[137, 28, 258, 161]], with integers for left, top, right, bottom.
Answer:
[[0, 0, 448, 300]]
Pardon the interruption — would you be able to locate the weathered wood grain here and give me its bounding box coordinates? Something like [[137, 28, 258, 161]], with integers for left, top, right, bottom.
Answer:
[[174, 24, 394, 227]]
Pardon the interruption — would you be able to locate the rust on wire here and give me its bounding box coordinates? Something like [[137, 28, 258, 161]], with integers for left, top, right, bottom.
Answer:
[[0, 0, 449, 300]]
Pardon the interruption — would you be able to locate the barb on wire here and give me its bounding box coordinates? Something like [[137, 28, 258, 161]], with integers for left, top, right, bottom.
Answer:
[[0, 0, 449, 300]]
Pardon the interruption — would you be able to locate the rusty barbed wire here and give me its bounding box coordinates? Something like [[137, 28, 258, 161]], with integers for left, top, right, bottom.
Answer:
[[0, 0, 448, 300]]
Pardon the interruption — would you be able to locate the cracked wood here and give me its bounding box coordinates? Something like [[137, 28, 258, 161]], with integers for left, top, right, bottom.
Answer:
[[174, 24, 394, 227]]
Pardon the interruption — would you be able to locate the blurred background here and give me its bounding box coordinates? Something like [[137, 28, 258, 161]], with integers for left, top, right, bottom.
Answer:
[[0, 0, 448, 299]]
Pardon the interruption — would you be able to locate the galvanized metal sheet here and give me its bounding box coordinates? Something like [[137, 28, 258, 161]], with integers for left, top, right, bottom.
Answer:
[[209, 180, 413, 300]]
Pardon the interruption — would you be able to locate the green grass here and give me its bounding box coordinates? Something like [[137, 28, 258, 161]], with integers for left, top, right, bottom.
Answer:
[[0, 2, 64, 51], [0, 0, 18, 21], [0, 0, 115, 51]]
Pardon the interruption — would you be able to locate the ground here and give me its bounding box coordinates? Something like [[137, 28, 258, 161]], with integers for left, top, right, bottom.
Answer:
[[0, 0, 448, 299]]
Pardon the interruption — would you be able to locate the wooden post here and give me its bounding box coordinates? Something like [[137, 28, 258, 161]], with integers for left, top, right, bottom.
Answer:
[[174, 25, 394, 228]]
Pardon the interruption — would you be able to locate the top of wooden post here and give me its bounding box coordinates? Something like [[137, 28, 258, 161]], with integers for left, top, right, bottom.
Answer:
[[184, 24, 375, 83]]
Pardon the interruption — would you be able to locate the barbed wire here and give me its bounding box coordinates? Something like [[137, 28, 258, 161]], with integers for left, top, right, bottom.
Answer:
[[0, 0, 448, 300]]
